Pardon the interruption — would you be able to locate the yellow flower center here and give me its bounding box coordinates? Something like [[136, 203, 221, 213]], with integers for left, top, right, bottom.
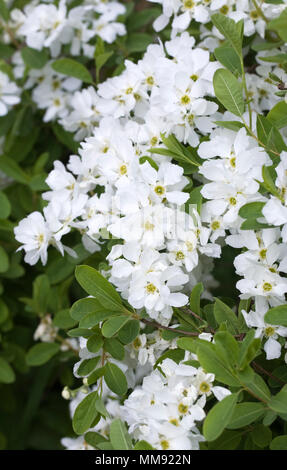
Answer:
[[263, 282, 272, 292], [259, 249, 267, 260], [181, 94, 191, 105], [199, 381, 211, 393], [211, 220, 220, 231], [160, 440, 170, 450], [169, 418, 179, 426], [119, 164, 127, 175], [178, 403, 189, 414], [265, 326, 275, 337], [133, 337, 142, 349], [146, 76, 154, 86], [145, 283, 157, 294], [220, 5, 229, 14], [144, 221, 155, 231], [176, 251, 185, 261], [154, 185, 165, 195]]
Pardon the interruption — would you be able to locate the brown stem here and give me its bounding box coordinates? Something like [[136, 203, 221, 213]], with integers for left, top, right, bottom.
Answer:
[[141, 318, 200, 337], [252, 361, 287, 386]]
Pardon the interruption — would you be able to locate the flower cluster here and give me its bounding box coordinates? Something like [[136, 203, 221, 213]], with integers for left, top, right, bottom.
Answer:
[[120, 357, 230, 450], [15, 35, 222, 324], [7, 0, 126, 56], [148, 0, 286, 37]]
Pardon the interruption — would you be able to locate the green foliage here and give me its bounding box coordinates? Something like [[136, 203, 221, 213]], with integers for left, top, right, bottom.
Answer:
[[51, 58, 93, 84], [26, 343, 60, 366], [72, 391, 99, 435], [203, 393, 238, 441], [110, 419, 133, 450], [265, 304, 287, 326], [104, 362, 128, 396], [213, 68, 244, 117]]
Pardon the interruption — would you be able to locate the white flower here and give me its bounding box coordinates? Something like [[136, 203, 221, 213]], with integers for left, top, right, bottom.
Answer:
[[0, 71, 20, 116], [14, 212, 51, 265]]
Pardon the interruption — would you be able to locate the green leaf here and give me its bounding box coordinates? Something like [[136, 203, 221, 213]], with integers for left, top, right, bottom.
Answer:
[[77, 357, 100, 377], [238, 330, 261, 369], [214, 120, 245, 132], [251, 424, 272, 448], [87, 334, 104, 354], [268, 384, 287, 414], [70, 297, 103, 321], [33, 274, 50, 313], [203, 393, 238, 441], [87, 366, 105, 386], [259, 53, 287, 63], [238, 202, 265, 220], [52, 122, 79, 153], [257, 114, 272, 146], [126, 33, 152, 53], [0, 0, 10, 21], [214, 298, 239, 335], [214, 330, 239, 367], [187, 185, 203, 213], [72, 391, 99, 435], [240, 219, 270, 230], [266, 125, 287, 154], [102, 315, 130, 338], [265, 304, 287, 326], [134, 440, 154, 450], [79, 311, 119, 328], [0, 357, 15, 384], [97, 442, 114, 450], [53, 309, 78, 329], [267, 101, 287, 129], [211, 14, 243, 58], [261, 165, 281, 199], [127, 7, 160, 31], [227, 402, 265, 429], [84, 431, 108, 448], [189, 282, 203, 315], [26, 343, 60, 366], [177, 336, 198, 354], [155, 348, 185, 367], [117, 319, 140, 344], [270, 435, 287, 450], [52, 58, 93, 83], [238, 368, 271, 402], [21, 47, 48, 69], [75, 265, 124, 311], [0, 246, 9, 273], [0, 191, 11, 219], [214, 46, 242, 75], [95, 52, 113, 82], [213, 68, 244, 117], [268, 8, 287, 41], [0, 155, 30, 184], [67, 327, 94, 338], [110, 419, 133, 450], [208, 430, 242, 450], [197, 341, 240, 386], [0, 299, 8, 324], [104, 338, 125, 360], [104, 362, 128, 396]]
